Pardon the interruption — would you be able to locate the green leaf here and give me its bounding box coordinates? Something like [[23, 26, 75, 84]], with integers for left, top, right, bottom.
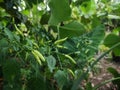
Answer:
[[86, 82, 93, 90], [107, 67, 120, 77], [40, 12, 50, 25], [0, 22, 3, 29], [27, 76, 46, 90], [91, 16, 101, 28], [4, 28, 14, 41], [101, 0, 110, 3], [59, 21, 86, 38], [112, 27, 120, 35], [107, 67, 120, 86], [104, 34, 120, 56], [58, 39, 77, 54], [54, 70, 68, 89], [80, 0, 96, 18], [13, 34, 20, 42], [0, 38, 8, 48], [3, 59, 21, 83], [46, 55, 56, 72], [48, 0, 71, 25], [90, 25, 105, 47], [104, 34, 120, 47], [0, 0, 3, 2]]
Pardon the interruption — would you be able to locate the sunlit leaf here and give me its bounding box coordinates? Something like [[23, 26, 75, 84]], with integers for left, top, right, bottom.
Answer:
[[112, 27, 120, 35], [48, 0, 71, 25], [0, 0, 3, 2], [108, 15, 120, 19], [80, 0, 96, 18]]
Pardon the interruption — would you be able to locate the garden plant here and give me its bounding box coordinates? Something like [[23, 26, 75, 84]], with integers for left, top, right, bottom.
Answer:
[[0, 0, 120, 90]]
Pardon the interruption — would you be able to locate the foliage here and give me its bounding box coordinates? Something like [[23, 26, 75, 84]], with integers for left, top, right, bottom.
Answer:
[[104, 34, 120, 56], [0, 0, 120, 90], [48, 0, 71, 25], [107, 67, 120, 89]]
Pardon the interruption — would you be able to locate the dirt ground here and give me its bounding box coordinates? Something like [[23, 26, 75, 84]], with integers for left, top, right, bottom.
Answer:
[[90, 57, 120, 90]]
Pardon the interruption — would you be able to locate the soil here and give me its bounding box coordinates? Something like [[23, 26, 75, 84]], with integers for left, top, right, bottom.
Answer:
[[89, 57, 120, 90]]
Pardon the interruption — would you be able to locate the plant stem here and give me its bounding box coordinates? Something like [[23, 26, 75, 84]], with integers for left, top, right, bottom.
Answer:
[[57, 25, 60, 39], [93, 77, 120, 90], [71, 42, 120, 90]]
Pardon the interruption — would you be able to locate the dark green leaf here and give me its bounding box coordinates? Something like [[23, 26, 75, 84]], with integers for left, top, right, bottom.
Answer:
[[86, 82, 93, 90], [54, 70, 68, 89], [59, 21, 86, 38], [58, 39, 77, 54], [90, 25, 105, 47], [104, 34, 120, 56], [3, 59, 21, 84], [107, 67, 120, 77], [107, 67, 120, 86], [40, 12, 50, 25], [27, 76, 46, 90], [104, 34, 120, 47], [0, 38, 8, 48]]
